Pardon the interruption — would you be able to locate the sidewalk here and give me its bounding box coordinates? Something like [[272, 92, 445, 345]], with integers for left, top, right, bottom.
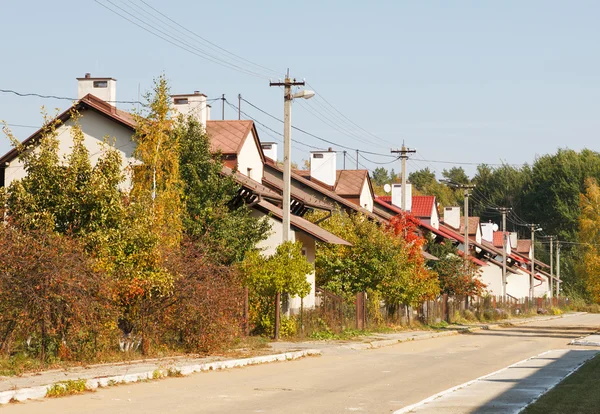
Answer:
[[0, 312, 578, 405]]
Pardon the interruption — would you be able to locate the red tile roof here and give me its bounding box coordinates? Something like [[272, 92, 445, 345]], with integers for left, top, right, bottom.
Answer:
[[411, 196, 435, 218], [206, 120, 254, 155], [334, 170, 368, 196], [375, 195, 435, 218], [492, 231, 507, 248]]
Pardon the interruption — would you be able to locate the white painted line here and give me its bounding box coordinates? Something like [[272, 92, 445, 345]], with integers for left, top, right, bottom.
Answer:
[[393, 350, 555, 414]]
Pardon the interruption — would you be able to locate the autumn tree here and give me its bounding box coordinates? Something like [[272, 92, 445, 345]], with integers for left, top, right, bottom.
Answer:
[[176, 115, 269, 264], [578, 178, 600, 303], [240, 241, 312, 337], [386, 212, 440, 308], [426, 240, 485, 297]]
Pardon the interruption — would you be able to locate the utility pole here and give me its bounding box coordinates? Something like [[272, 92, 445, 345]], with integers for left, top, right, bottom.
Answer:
[[356, 149, 359, 169], [270, 71, 312, 340], [525, 224, 542, 301], [390, 144, 416, 211], [556, 240, 561, 298], [343, 150, 347, 170], [238, 94, 241, 120], [221, 94, 225, 120], [547, 235, 555, 298], [495, 207, 511, 302]]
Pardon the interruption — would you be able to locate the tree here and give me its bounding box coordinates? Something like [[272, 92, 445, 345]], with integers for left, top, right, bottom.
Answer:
[[386, 212, 440, 308], [241, 241, 312, 336], [409, 168, 436, 191], [578, 178, 600, 303], [177, 116, 269, 264], [427, 240, 485, 297], [442, 167, 470, 185], [131, 74, 183, 250]]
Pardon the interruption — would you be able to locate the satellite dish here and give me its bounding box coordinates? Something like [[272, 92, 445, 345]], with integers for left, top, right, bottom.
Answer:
[[492, 223, 499, 232], [384, 184, 392, 194]]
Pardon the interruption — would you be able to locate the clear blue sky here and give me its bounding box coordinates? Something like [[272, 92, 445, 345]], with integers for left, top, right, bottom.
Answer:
[[1, 0, 598, 177]]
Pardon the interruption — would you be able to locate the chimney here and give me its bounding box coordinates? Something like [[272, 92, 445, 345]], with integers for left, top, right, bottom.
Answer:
[[509, 232, 518, 250], [444, 206, 461, 230], [480, 222, 495, 243], [391, 183, 412, 211], [310, 149, 337, 187], [76, 73, 117, 103], [261, 142, 278, 162], [171, 91, 209, 126]]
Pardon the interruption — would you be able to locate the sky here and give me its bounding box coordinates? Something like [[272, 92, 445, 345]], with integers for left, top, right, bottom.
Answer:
[[1, 0, 599, 178]]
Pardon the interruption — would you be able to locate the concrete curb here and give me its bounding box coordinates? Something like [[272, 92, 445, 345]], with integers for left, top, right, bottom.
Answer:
[[0, 349, 320, 405]]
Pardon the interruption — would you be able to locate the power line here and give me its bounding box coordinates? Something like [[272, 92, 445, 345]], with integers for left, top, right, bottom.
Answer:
[[358, 152, 400, 165], [0, 88, 142, 104], [94, 0, 272, 80]]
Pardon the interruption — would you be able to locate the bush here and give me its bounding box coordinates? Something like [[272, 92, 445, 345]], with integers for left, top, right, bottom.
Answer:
[[0, 227, 117, 362]]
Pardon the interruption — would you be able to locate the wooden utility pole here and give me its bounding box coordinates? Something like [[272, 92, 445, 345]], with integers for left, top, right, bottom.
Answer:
[[343, 150, 347, 169], [238, 94, 241, 120], [390, 144, 416, 211]]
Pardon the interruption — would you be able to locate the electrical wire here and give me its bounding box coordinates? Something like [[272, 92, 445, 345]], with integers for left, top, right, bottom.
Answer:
[[0, 88, 142, 104], [94, 0, 272, 80]]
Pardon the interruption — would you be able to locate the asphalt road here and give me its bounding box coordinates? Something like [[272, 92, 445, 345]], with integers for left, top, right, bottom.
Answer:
[[4, 313, 600, 414]]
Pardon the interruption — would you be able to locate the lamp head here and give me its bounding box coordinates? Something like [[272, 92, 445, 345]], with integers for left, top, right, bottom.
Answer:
[[292, 89, 315, 100]]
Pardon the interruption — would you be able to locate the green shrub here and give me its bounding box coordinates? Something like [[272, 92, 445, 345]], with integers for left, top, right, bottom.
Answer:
[[46, 379, 88, 398]]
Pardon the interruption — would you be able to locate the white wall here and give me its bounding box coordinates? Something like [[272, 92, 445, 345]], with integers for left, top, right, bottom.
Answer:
[[4, 110, 136, 190], [288, 231, 317, 312], [429, 204, 440, 229], [506, 270, 530, 299], [310, 150, 336, 186], [359, 178, 373, 212], [237, 130, 263, 182], [534, 275, 551, 298], [249, 209, 316, 314], [479, 263, 503, 296]]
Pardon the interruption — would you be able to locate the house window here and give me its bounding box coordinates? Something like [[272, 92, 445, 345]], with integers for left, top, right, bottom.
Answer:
[[262, 144, 272, 150], [174, 98, 189, 105], [313, 153, 324, 159], [93, 80, 108, 88], [0, 167, 4, 188], [301, 247, 307, 257], [247, 167, 253, 179]]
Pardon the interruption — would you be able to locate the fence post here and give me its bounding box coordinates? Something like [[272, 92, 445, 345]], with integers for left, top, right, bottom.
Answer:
[[356, 292, 366, 330]]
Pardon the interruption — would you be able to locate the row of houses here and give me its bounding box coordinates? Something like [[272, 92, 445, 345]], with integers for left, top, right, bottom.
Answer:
[[0, 74, 558, 313]]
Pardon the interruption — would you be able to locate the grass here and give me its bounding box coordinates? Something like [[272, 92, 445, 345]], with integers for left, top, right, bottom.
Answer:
[[46, 379, 89, 398], [523, 353, 600, 414]]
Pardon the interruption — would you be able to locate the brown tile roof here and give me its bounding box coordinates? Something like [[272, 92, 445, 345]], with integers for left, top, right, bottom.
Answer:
[[206, 120, 254, 155], [516, 240, 531, 254], [255, 200, 351, 246], [459, 217, 480, 236], [334, 170, 368, 196], [264, 159, 384, 223], [261, 175, 333, 211], [221, 165, 282, 202], [0, 93, 136, 165]]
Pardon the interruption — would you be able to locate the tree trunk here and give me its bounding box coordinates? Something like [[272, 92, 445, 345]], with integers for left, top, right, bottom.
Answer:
[[274, 292, 281, 340]]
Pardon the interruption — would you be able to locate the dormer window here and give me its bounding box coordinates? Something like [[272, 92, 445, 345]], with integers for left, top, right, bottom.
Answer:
[[93, 80, 108, 88], [313, 153, 324, 159]]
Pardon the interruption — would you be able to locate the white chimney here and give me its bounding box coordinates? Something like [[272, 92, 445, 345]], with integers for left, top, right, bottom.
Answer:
[[171, 91, 209, 126], [509, 232, 518, 250], [310, 149, 337, 187], [391, 183, 412, 211], [480, 222, 495, 243], [261, 142, 278, 162], [444, 206, 461, 230], [77, 73, 117, 102]]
